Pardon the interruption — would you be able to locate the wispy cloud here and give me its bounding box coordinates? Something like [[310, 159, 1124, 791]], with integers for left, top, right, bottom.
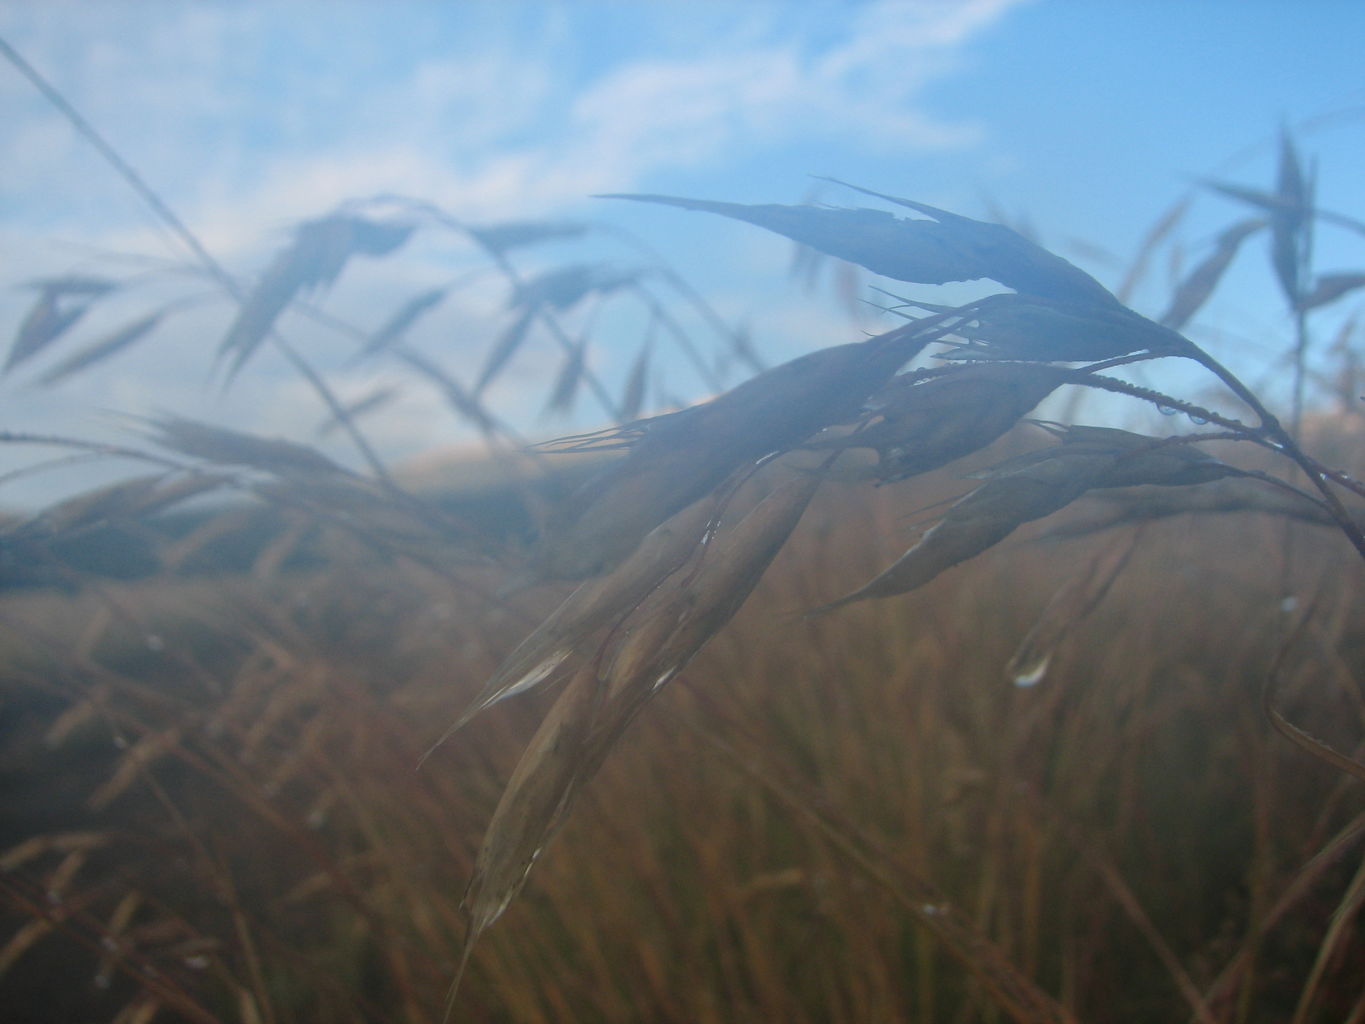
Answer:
[[0, 0, 1026, 506], [2, 0, 1023, 252]]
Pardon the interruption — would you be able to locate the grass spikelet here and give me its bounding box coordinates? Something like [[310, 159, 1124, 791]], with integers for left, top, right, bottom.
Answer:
[[823, 362, 1067, 481], [1158, 217, 1265, 328], [5, 276, 117, 374], [1041, 473, 1355, 537], [545, 338, 588, 415], [474, 308, 535, 396], [1300, 271, 1365, 312], [357, 286, 449, 359], [14, 471, 226, 540], [937, 292, 1186, 362], [452, 471, 822, 1014], [36, 310, 166, 386], [144, 416, 344, 477], [1029, 423, 1244, 487], [603, 188, 1118, 307], [810, 447, 1110, 613], [1271, 126, 1312, 308], [217, 213, 414, 382], [619, 332, 652, 422], [466, 220, 588, 255], [509, 264, 637, 313], [314, 384, 403, 437], [533, 322, 930, 580], [454, 660, 601, 994], [816, 425, 1254, 613], [426, 495, 718, 751], [596, 468, 823, 708]]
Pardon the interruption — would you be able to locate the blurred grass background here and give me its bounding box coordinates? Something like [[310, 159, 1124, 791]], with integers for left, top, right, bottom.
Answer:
[[1, 419, 1361, 1024]]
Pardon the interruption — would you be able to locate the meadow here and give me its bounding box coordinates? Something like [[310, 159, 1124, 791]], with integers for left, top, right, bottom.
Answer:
[[1, 434, 1362, 1023], [1, 47, 1363, 1021]]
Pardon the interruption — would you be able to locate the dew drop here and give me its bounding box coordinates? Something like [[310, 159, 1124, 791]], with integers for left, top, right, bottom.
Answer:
[[112, 735, 129, 750], [183, 955, 210, 971], [1012, 654, 1051, 688], [145, 634, 165, 652], [93, 971, 112, 990], [1157, 404, 1179, 416], [1188, 413, 1208, 425], [1280, 595, 1299, 614]]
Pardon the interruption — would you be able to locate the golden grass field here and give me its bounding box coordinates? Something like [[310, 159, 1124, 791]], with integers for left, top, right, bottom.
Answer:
[[2, 420, 1361, 1024]]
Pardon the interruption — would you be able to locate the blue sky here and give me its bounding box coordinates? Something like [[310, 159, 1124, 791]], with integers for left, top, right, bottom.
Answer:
[[2, 0, 1363, 508]]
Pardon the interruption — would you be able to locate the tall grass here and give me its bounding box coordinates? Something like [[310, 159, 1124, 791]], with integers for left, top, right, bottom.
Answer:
[[1, 37, 1363, 1023], [2, 449, 1362, 1022]]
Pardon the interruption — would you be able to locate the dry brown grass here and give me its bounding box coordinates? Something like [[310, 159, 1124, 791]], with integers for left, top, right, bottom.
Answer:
[[1, 423, 1362, 1023]]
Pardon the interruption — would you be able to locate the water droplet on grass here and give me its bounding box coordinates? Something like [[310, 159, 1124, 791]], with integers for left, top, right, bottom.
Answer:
[[1012, 654, 1050, 688]]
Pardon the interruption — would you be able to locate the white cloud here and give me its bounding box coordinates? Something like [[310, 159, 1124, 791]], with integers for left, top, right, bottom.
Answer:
[[4, 0, 1025, 241], [0, 0, 1030, 506]]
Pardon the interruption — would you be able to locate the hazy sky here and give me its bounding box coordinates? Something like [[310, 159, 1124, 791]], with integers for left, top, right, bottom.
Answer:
[[2, 0, 1363, 508]]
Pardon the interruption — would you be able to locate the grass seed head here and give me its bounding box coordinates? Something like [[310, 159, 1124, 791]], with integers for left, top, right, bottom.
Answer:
[[533, 325, 928, 581]]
